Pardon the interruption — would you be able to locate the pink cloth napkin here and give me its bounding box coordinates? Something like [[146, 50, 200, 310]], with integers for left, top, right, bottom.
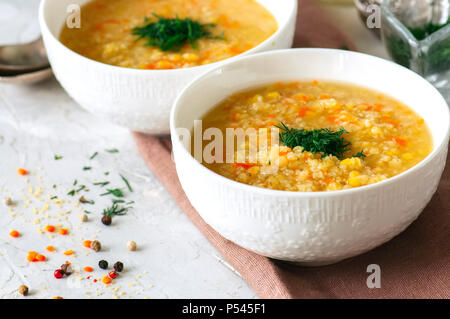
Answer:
[[133, 0, 450, 298]]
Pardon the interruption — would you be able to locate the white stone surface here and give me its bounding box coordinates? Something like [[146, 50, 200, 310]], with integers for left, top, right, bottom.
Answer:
[[0, 0, 388, 299]]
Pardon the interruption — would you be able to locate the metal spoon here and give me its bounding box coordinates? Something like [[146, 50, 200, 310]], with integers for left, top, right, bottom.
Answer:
[[0, 37, 50, 76]]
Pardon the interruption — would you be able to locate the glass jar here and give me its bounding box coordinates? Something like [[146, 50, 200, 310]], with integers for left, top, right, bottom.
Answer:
[[381, 0, 450, 101]]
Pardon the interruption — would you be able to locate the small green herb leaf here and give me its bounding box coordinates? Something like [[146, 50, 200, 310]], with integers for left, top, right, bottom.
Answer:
[[120, 174, 133, 192], [90, 152, 98, 160], [101, 188, 124, 198]]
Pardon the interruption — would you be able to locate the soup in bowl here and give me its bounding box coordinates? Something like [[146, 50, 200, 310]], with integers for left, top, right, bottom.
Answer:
[[39, 0, 297, 133], [171, 49, 450, 265]]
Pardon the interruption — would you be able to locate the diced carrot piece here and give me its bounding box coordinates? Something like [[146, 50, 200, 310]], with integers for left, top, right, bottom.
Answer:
[[395, 138, 408, 146], [58, 228, 68, 235], [46, 246, 55, 252], [17, 168, 28, 175], [297, 107, 309, 117], [9, 230, 20, 238], [64, 250, 73, 256], [294, 94, 309, 101], [36, 254, 46, 262], [102, 275, 112, 284], [233, 163, 256, 169], [84, 266, 94, 273], [327, 116, 337, 123], [27, 251, 37, 262], [45, 225, 55, 233], [82, 240, 92, 248]]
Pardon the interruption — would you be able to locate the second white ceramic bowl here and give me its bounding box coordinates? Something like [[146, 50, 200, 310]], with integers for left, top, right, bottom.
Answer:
[[171, 49, 450, 265], [39, 0, 297, 134]]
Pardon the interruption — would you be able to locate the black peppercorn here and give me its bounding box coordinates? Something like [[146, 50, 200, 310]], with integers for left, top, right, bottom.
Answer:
[[99, 260, 108, 270], [60, 262, 73, 276], [101, 215, 112, 226], [113, 261, 124, 272]]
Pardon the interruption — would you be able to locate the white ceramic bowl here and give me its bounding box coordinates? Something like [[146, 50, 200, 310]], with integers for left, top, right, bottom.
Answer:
[[171, 49, 450, 266], [38, 0, 297, 134]]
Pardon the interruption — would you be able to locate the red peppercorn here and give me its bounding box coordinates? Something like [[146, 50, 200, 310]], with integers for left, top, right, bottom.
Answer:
[[54, 269, 64, 279], [108, 270, 118, 279]]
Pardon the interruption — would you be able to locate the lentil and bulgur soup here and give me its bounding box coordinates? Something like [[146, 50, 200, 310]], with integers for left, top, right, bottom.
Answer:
[[59, 0, 278, 69], [200, 81, 433, 192]]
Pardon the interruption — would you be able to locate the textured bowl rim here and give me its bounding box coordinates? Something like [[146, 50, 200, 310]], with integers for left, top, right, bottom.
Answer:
[[38, 0, 298, 74], [171, 48, 450, 198]]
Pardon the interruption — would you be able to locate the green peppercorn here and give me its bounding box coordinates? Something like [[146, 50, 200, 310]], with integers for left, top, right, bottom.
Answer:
[[113, 261, 124, 272], [99, 260, 108, 270]]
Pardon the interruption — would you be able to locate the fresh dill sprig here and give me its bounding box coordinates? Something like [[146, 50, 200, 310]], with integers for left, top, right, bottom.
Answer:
[[120, 174, 133, 192], [68, 185, 86, 196], [90, 152, 98, 160], [100, 188, 124, 198], [83, 166, 92, 171], [54, 155, 63, 160], [93, 181, 110, 187], [132, 14, 224, 52], [102, 202, 128, 217], [106, 149, 119, 153], [354, 150, 367, 159], [275, 123, 353, 159]]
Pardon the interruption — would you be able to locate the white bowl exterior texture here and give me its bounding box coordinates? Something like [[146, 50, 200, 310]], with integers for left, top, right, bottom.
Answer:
[[39, 0, 297, 134], [171, 49, 450, 265]]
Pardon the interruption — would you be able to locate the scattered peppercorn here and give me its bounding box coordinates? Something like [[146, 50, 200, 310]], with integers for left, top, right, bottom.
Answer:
[[54, 269, 64, 279], [101, 215, 112, 226], [18, 285, 29, 296], [79, 196, 87, 203], [3, 197, 13, 206], [99, 260, 108, 269], [91, 240, 101, 252], [113, 261, 124, 272], [61, 262, 73, 276], [127, 241, 137, 251], [108, 270, 118, 279]]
